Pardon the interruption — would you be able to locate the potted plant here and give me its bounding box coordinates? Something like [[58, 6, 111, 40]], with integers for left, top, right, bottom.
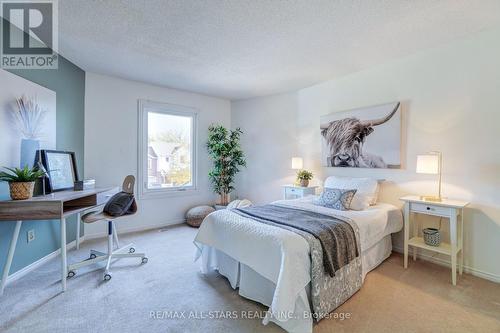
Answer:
[[296, 170, 313, 187], [0, 166, 45, 200], [206, 124, 246, 206]]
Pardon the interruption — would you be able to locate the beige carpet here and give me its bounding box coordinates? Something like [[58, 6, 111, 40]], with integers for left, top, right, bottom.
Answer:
[[0, 224, 498, 333]]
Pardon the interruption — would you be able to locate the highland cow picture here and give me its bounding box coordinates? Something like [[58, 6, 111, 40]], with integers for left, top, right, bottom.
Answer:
[[320, 102, 402, 168]]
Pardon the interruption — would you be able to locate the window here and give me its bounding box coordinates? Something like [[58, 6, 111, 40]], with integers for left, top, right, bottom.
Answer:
[[138, 100, 197, 198]]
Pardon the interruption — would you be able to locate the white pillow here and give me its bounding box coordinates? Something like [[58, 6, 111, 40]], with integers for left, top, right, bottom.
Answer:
[[323, 176, 379, 210], [227, 199, 252, 209]]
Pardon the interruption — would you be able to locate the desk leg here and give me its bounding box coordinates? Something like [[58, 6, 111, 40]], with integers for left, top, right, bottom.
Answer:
[[403, 203, 410, 269], [76, 213, 81, 250], [459, 209, 464, 275], [450, 212, 458, 286], [0, 220, 22, 296], [61, 217, 67, 292]]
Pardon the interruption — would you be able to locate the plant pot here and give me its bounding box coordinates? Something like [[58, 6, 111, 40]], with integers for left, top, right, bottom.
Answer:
[[299, 179, 309, 187], [9, 182, 35, 200]]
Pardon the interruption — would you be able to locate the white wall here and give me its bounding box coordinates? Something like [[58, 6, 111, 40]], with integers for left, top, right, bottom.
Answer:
[[85, 73, 231, 237], [232, 92, 299, 203], [232, 28, 500, 282]]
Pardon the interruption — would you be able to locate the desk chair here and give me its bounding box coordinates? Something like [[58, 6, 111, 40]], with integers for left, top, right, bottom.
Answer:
[[67, 175, 148, 281]]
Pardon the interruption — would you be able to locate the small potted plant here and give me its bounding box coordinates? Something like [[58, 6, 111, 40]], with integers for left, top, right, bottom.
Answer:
[[296, 170, 313, 187], [0, 166, 45, 200]]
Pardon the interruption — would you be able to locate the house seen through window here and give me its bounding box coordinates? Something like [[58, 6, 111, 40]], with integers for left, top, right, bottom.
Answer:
[[146, 110, 194, 190]]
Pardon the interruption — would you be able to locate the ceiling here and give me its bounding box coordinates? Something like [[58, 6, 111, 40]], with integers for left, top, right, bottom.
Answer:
[[58, 0, 500, 100]]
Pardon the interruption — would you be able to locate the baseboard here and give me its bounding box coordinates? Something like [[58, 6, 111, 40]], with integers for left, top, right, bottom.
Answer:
[[393, 246, 500, 284], [84, 219, 185, 240], [7, 236, 86, 283]]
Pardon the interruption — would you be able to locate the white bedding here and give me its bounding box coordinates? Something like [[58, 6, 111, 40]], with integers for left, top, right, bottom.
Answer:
[[275, 197, 403, 252], [194, 197, 402, 333]]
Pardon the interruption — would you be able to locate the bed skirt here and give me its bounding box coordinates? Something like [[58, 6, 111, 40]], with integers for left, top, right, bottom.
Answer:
[[197, 234, 393, 333]]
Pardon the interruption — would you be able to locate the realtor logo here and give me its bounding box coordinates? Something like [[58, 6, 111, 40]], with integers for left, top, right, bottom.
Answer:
[[1, 0, 58, 69]]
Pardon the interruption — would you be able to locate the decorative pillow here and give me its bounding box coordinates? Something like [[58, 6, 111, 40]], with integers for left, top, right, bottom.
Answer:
[[324, 176, 379, 210], [313, 188, 357, 211]]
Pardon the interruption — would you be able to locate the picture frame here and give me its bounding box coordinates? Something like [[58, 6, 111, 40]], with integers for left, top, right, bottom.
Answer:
[[39, 150, 79, 192], [320, 102, 402, 169]]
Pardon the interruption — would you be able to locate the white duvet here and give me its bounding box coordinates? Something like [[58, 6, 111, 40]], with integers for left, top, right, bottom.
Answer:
[[194, 197, 402, 332]]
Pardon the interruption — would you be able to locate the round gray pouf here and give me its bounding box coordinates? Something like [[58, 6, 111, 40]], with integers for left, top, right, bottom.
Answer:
[[186, 205, 216, 227]]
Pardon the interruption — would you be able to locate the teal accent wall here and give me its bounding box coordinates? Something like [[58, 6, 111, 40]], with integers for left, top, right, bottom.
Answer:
[[0, 19, 85, 276]]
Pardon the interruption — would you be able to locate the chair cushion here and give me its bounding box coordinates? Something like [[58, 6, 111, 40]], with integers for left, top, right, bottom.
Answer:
[[103, 191, 137, 217], [186, 205, 216, 227]]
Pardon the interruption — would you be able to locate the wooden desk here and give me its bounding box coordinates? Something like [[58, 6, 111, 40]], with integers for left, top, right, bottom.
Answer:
[[0, 187, 119, 295]]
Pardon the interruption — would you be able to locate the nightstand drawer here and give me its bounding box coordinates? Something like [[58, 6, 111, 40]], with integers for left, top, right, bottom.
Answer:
[[410, 202, 452, 217], [286, 188, 302, 195], [283, 185, 317, 200]]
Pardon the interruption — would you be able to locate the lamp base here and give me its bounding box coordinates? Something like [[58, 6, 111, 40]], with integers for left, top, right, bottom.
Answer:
[[420, 195, 442, 202]]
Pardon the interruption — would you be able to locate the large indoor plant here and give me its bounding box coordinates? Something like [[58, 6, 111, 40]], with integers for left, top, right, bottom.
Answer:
[[0, 166, 45, 200], [206, 124, 246, 206]]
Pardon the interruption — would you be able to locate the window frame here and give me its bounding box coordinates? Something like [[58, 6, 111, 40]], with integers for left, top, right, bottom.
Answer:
[[137, 99, 198, 199]]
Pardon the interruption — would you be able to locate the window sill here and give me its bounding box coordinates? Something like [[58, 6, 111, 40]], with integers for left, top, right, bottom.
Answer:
[[138, 188, 200, 200]]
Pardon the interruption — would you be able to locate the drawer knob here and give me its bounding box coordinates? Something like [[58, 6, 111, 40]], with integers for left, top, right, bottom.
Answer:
[[426, 207, 430, 210]]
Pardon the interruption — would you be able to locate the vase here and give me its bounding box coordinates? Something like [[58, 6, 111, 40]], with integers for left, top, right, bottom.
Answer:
[[299, 179, 309, 187], [20, 139, 40, 169], [9, 181, 35, 200]]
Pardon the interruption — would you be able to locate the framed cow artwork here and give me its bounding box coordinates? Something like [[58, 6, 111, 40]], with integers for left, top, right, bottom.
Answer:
[[320, 102, 402, 169]]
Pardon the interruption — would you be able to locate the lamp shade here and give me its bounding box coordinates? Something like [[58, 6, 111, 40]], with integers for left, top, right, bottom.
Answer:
[[416, 154, 439, 174], [291, 157, 303, 170]]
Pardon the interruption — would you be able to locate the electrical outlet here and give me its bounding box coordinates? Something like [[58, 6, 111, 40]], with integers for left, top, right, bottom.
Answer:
[[27, 229, 35, 243]]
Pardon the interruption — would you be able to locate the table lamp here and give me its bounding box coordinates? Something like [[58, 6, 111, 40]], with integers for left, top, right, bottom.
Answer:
[[291, 157, 303, 170], [291, 157, 304, 186], [416, 152, 442, 202]]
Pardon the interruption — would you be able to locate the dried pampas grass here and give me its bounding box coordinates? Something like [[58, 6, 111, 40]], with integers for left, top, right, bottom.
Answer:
[[12, 95, 47, 139]]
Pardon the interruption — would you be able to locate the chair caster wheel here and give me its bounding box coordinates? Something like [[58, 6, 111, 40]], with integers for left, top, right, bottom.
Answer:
[[104, 273, 112, 281], [67, 270, 76, 278], [141, 257, 148, 264], [90, 253, 97, 259], [129, 247, 136, 253]]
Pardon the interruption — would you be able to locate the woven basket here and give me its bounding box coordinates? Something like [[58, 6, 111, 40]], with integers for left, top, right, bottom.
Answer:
[[423, 228, 441, 247], [9, 182, 35, 200], [186, 205, 215, 227]]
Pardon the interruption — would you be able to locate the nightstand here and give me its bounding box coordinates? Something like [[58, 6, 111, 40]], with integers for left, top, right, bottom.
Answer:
[[282, 185, 318, 200], [400, 195, 469, 285]]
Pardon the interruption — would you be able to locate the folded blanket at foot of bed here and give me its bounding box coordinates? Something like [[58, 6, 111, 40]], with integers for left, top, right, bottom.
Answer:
[[234, 204, 359, 277]]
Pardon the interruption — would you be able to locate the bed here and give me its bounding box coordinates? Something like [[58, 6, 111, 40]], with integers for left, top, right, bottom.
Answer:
[[194, 178, 403, 333]]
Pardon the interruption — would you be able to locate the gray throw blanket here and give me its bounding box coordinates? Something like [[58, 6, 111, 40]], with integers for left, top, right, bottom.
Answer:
[[234, 204, 359, 277]]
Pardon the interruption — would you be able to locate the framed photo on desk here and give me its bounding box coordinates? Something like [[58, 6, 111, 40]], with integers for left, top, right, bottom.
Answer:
[[40, 150, 79, 192]]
